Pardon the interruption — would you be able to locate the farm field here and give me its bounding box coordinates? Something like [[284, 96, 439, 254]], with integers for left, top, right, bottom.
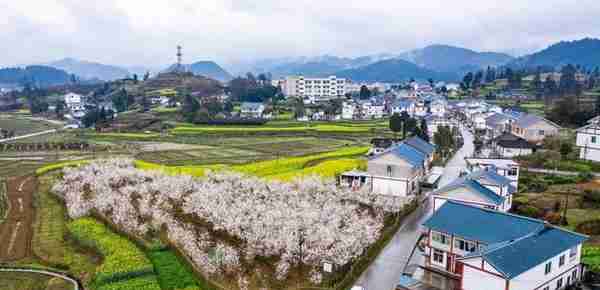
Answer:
[[513, 173, 600, 271], [0, 115, 61, 136], [0, 176, 36, 262], [0, 271, 54, 290]]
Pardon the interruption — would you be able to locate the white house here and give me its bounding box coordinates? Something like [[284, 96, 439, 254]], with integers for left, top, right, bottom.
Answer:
[[576, 116, 600, 162], [430, 99, 447, 117], [64, 92, 84, 110], [240, 102, 266, 118], [361, 101, 385, 119], [422, 201, 587, 290], [432, 168, 515, 213], [391, 99, 416, 116], [465, 158, 520, 191], [511, 114, 561, 144], [492, 133, 536, 158], [342, 101, 358, 120], [425, 114, 456, 138], [341, 139, 435, 197]]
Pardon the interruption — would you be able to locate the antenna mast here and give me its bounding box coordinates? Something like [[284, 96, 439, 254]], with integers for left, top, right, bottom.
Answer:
[[176, 45, 183, 72]]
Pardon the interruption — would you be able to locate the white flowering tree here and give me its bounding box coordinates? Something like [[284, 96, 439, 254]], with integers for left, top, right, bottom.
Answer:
[[53, 159, 409, 289]]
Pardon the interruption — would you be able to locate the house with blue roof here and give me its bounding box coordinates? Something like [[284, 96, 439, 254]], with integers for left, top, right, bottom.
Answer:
[[432, 168, 516, 212], [342, 137, 436, 197], [391, 99, 416, 116], [404, 136, 437, 171], [362, 142, 426, 197], [421, 201, 587, 290]]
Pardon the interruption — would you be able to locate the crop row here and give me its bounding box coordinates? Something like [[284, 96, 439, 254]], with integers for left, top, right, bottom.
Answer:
[[231, 146, 368, 177], [269, 158, 367, 182], [171, 124, 376, 134], [67, 218, 158, 287], [35, 160, 91, 175]]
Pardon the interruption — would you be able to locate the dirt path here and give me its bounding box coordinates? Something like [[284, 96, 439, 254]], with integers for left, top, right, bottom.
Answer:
[[0, 175, 36, 261]]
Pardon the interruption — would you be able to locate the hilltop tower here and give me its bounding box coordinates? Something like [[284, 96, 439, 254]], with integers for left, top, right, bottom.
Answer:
[[176, 45, 184, 73]]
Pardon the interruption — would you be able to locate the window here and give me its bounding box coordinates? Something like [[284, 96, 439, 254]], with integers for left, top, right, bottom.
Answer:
[[508, 168, 518, 176], [592, 136, 597, 144], [559, 255, 566, 267], [543, 287, 549, 290], [456, 239, 476, 252], [539, 130, 545, 136], [386, 165, 393, 177], [432, 232, 450, 245], [569, 246, 578, 260], [556, 278, 563, 289], [433, 249, 445, 265], [572, 270, 577, 280], [545, 262, 552, 275]]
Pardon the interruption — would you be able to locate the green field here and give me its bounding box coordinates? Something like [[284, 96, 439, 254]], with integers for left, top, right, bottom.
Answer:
[[0, 272, 53, 290], [0, 115, 61, 136], [148, 250, 202, 290], [32, 175, 99, 286]]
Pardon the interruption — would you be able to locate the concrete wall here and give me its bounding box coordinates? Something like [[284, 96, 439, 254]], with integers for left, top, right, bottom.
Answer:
[[510, 244, 582, 290], [577, 130, 600, 162]]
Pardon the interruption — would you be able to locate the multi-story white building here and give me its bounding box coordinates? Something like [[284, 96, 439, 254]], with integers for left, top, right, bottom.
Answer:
[[422, 202, 587, 290], [465, 157, 520, 192], [274, 76, 347, 99], [576, 116, 600, 162]]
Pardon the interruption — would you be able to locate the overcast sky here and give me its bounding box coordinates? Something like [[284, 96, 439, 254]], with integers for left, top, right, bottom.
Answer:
[[2, 0, 600, 68]]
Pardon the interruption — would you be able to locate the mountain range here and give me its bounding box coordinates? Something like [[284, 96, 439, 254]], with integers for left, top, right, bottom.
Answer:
[[0, 66, 71, 87], [45, 58, 131, 81], [232, 45, 515, 82], [508, 38, 600, 69], [165, 61, 233, 82]]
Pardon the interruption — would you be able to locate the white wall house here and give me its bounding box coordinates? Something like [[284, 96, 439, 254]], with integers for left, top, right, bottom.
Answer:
[[341, 101, 358, 120], [391, 100, 415, 116], [422, 202, 587, 290], [492, 133, 536, 158], [430, 99, 447, 117], [341, 138, 435, 198], [512, 114, 560, 144], [465, 158, 520, 190], [432, 169, 515, 213], [576, 116, 600, 162], [64, 92, 84, 111], [240, 102, 266, 118]]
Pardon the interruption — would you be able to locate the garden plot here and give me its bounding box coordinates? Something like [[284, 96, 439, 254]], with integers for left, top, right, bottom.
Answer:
[[0, 175, 36, 261], [52, 159, 409, 289]]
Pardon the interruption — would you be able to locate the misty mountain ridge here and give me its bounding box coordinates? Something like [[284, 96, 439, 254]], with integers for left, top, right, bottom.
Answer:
[[165, 61, 233, 82], [508, 38, 600, 69], [335, 59, 456, 82], [0, 65, 72, 87], [46, 58, 131, 81]]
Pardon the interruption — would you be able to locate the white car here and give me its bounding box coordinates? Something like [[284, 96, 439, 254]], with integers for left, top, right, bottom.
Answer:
[[351, 286, 365, 290]]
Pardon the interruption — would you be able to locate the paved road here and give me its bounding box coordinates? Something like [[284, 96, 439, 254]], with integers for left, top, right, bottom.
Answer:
[[354, 127, 474, 290]]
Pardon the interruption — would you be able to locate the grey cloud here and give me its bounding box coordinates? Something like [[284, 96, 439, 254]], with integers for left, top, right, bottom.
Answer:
[[2, 0, 600, 67]]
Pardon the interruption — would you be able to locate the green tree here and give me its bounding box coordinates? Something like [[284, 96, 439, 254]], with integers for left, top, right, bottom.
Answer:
[[389, 113, 403, 140], [181, 94, 200, 123], [359, 85, 372, 100], [54, 100, 66, 119], [420, 118, 430, 142], [560, 142, 573, 160], [462, 72, 474, 90], [559, 64, 578, 96]]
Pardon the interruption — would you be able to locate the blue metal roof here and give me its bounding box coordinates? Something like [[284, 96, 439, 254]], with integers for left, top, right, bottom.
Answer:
[[390, 143, 426, 168], [423, 201, 544, 244], [432, 174, 506, 206], [463, 226, 587, 279], [404, 137, 436, 156], [467, 169, 512, 187]]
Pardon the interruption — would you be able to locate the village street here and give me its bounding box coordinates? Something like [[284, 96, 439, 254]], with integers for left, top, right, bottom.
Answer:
[[355, 127, 475, 290]]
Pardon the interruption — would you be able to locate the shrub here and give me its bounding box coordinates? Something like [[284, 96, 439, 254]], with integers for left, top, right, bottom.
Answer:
[[583, 189, 600, 205], [576, 219, 600, 235], [583, 246, 600, 273], [148, 250, 199, 290], [96, 276, 161, 290], [513, 204, 543, 218]]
